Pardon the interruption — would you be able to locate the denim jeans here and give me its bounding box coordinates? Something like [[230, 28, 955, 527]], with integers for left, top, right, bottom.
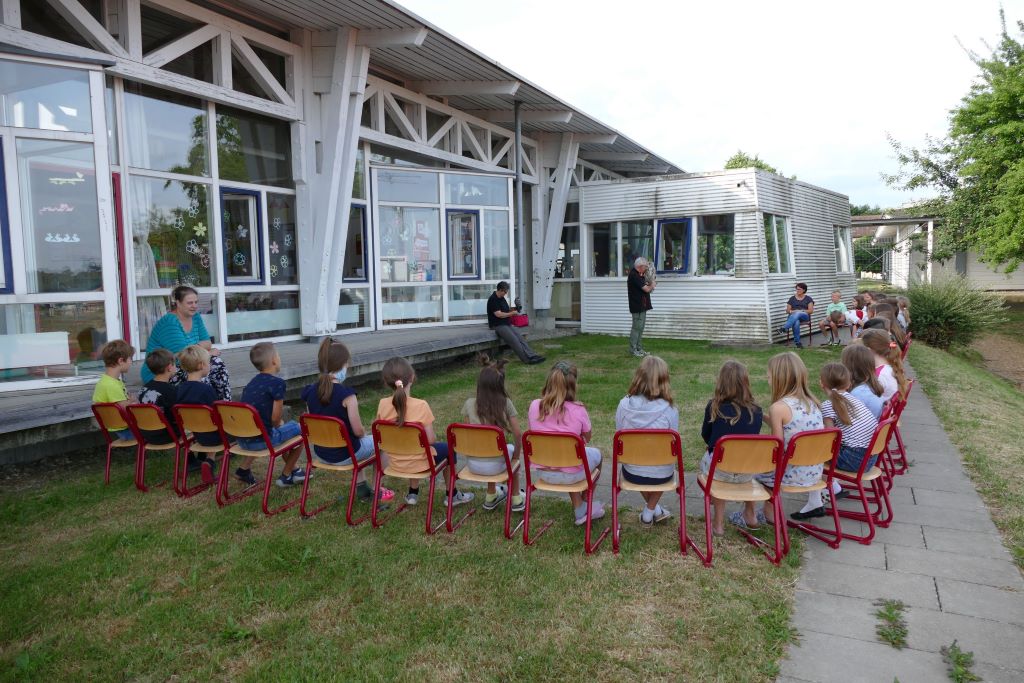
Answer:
[[238, 420, 301, 451], [784, 311, 810, 344], [314, 434, 375, 465]]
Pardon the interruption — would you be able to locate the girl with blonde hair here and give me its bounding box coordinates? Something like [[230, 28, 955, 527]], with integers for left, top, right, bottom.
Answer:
[[858, 329, 908, 402]]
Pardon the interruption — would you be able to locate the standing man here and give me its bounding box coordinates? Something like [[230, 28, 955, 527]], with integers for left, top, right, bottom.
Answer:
[[487, 281, 545, 365], [627, 257, 655, 357], [778, 282, 815, 348]]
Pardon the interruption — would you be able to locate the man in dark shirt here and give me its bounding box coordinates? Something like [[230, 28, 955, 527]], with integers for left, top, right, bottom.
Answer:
[[777, 282, 815, 348], [627, 257, 655, 357], [487, 281, 545, 365]]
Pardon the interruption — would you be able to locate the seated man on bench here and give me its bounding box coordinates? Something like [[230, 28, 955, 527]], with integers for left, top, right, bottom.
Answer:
[[487, 281, 545, 365]]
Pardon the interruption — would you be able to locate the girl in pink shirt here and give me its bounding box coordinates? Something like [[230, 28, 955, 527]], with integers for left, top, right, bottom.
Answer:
[[527, 361, 604, 525]]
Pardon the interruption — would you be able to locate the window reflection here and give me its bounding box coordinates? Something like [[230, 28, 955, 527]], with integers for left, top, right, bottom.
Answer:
[[484, 210, 510, 280], [129, 176, 212, 289], [343, 205, 367, 281], [0, 60, 92, 133], [379, 206, 439, 283], [124, 83, 208, 176], [0, 302, 107, 379], [217, 106, 292, 188]]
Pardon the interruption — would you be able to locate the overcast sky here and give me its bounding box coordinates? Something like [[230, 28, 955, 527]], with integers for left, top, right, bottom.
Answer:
[[398, 0, 1024, 209]]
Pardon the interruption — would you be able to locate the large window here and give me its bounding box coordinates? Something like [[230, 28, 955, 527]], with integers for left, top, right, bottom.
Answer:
[[216, 107, 292, 188], [0, 140, 9, 294], [590, 223, 618, 277], [344, 206, 368, 282], [379, 206, 440, 282], [697, 214, 735, 275], [0, 59, 91, 133], [267, 194, 297, 285], [656, 219, 690, 273], [834, 225, 853, 273], [588, 221, 654, 277], [446, 210, 479, 279], [130, 176, 212, 289], [221, 189, 263, 285], [124, 83, 208, 176], [621, 221, 654, 275], [764, 213, 792, 274], [484, 210, 510, 280]]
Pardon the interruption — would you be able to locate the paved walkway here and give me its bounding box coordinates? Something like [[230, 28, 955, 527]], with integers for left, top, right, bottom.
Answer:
[[777, 370, 1024, 683]]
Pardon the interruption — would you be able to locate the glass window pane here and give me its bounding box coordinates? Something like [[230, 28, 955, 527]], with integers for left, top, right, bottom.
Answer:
[[338, 287, 368, 329], [446, 210, 479, 279], [0, 60, 92, 133], [267, 193, 297, 285], [130, 176, 212, 288], [444, 173, 508, 206], [379, 206, 439, 283], [221, 191, 262, 284], [105, 78, 118, 164], [0, 302, 106, 381], [17, 139, 102, 293], [216, 106, 292, 188], [764, 213, 779, 274], [657, 221, 688, 273], [551, 281, 580, 321], [555, 224, 579, 279], [776, 216, 791, 273], [697, 214, 735, 275], [590, 223, 617, 277], [484, 210, 510, 280], [353, 147, 366, 200], [225, 291, 300, 342], [381, 285, 441, 324], [377, 170, 438, 203], [343, 205, 367, 281], [137, 293, 217, 352], [124, 83, 208, 176], [621, 220, 654, 276], [448, 283, 491, 321], [564, 201, 580, 224]]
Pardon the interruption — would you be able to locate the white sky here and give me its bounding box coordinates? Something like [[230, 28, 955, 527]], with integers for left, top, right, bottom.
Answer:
[[397, 0, 1024, 208]]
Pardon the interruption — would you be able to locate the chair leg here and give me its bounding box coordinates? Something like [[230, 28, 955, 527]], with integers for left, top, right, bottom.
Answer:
[[787, 478, 844, 550], [584, 487, 610, 555], [344, 466, 371, 527], [425, 474, 446, 535], [261, 452, 301, 517], [522, 485, 553, 546], [836, 481, 877, 544], [135, 445, 170, 493], [687, 493, 714, 567], [891, 426, 909, 474], [677, 479, 688, 556], [215, 450, 260, 508], [445, 469, 475, 534], [611, 481, 621, 554], [177, 446, 216, 499], [104, 443, 113, 485]]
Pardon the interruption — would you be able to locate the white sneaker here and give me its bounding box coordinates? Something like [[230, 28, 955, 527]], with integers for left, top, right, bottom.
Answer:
[[405, 491, 418, 505], [574, 500, 605, 526], [451, 490, 475, 506], [652, 505, 672, 523]]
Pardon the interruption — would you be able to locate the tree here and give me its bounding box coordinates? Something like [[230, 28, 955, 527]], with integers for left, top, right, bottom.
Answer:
[[886, 11, 1024, 272], [851, 203, 883, 216], [724, 150, 780, 175]]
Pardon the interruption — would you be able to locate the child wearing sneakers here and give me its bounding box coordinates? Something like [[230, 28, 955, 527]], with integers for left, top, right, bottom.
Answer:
[[239, 342, 304, 487], [375, 356, 474, 507], [92, 339, 135, 440], [528, 361, 604, 526], [301, 338, 393, 504], [615, 355, 678, 528], [818, 290, 848, 345], [460, 356, 524, 513], [176, 345, 226, 482]]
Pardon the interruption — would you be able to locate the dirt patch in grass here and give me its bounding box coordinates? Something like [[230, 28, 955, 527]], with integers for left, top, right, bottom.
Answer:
[[972, 334, 1024, 389]]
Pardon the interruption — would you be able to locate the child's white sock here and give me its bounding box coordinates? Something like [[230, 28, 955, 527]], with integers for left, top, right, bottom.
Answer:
[[641, 506, 655, 523], [799, 491, 824, 514], [830, 480, 842, 495]]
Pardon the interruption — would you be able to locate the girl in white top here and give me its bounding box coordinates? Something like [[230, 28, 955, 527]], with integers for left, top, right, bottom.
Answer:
[[859, 329, 908, 404]]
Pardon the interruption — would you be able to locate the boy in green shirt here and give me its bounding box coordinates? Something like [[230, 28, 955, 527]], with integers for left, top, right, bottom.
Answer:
[[818, 290, 849, 345], [92, 339, 136, 440]]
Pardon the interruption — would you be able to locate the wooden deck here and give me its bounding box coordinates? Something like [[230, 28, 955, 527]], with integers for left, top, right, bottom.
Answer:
[[0, 324, 563, 464]]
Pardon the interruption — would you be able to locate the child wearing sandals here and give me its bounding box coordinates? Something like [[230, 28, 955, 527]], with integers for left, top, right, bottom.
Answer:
[[859, 329, 909, 403], [301, 338, 394, 505], [739, 353, 824, 528], [527, 360, 605, 526], [375, 357, 474, 507], [615, 355, 679, 528], [700, 360, 764, 536], [791, 363, 879, 521], [459, 356, 525, 513]]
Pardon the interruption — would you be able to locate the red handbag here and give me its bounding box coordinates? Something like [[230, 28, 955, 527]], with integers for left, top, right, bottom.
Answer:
[[510, 314, 529, 328]]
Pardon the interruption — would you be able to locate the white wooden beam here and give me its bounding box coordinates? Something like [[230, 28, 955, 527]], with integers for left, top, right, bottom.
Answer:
[[46, 0, 129, 58], [573, 133, 618, 144], [361, 128, 530, 179], [211, 30, 231, 88], [408, 80, 520, 96], [355, 27, 427, 48], [142, 23, 220, 67], [145, 0, 299, 56], [381, 90, 421, 142], [534, 134, 579, 310], [106, 0, 142, 59], [1, 0, 21, 28], [579, 152, 649, 162], [470, 109, 573, 124], [230, 33, 294, 106]]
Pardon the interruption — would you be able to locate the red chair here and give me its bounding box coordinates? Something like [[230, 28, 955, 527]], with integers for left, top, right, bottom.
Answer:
[[900, 332, 912, 361], [521, 430, 609, 555], [92, 403, 138, 485], [370, 419, 450, 535], [783, 311, 814, 347], [610, 429, 687, 555], [172, 404, 223, 499], [781, 428, 843, 553], [214, 402, 303, 516], [125, 404, 178, 493], [446, 423, 520, 538], [693, 435, 783, 567], [299, 414, 376, 526], [886, 378, 914, 475]]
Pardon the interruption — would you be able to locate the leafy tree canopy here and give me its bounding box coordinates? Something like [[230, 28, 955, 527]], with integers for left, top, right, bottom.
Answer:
[[724, 150, 780, 175], [851, 203, 883, 216], [887, 11, 1024, 272]]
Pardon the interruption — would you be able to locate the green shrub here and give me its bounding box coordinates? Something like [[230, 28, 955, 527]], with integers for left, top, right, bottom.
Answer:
[[908, 276, 1007, 349]]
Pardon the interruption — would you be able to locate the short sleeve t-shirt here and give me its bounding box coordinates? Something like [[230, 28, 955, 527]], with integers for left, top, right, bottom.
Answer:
[[301, 382, 358, 462], [141, 313, 211, 383], [242, 373, 286, 430], [92, 374, 129, 433], [788, 295, 814, 311], [375, 396, 436, 473], [821, 391, 878, 449], [461, 397, 518, 425], [486, 292, 512, 328], [176, 380, 220, 446], [876, 364, 899, 403], [826, 302, 848, 317], [138, 380, 179, 442], [527, 399, 592, 474], [849, 383, 884, 419]]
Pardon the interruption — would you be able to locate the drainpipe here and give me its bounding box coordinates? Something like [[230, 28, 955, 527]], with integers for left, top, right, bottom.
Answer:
[[514, 100, 527, 310]]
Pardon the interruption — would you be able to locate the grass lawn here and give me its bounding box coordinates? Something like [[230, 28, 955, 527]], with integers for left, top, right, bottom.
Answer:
[[0, 334, 849, 682]]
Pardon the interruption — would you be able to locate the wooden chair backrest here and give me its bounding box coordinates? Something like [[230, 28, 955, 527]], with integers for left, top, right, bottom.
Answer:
[[301, 414, 351, 449], [175, 404, 218, 434], [613, 429, 681, 467], [92, 403, 128, 432], [786, 428, 842, 468], [715, 435, 783, 474], [126, 403, 170, 433], [868, 419, 895, 457], [373, 420, 430, 456], [522, 431, 584, 469], [215, 402, 264, 439], [447, 423, 506, 459]]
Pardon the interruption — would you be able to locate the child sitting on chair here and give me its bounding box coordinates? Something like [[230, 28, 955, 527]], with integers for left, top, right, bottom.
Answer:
[[175, 345, 226, 482], [137, 348, 179, 445], [239, 342, 304, 488], [92, 339, 135, 440], [845, 293, 867, 339], [818, 290, 848, 345]]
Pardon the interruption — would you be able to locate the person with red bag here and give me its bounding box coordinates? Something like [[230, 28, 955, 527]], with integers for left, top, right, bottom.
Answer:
[[487, 281, 546, 365]]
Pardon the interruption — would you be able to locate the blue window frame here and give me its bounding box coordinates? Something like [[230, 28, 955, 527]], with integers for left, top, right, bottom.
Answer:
[[445, 208, 480, 280], [343, 203, 369, 283], [655, 217, 691, 274], [0, 138, 12, 293], [220, 187, 264, 285]]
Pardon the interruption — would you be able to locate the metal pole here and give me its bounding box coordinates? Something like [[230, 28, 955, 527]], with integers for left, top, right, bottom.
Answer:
[[514, 100, 526, 310]]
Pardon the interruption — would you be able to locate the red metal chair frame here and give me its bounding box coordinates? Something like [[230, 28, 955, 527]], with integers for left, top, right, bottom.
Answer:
[[885, 378, 914, 476], [370, 419, 451, 535], [446, 423, 521, 537], [124, 403, 177, 493], [171, 404, 223, 499], [900, 333, 912, 361], [91, 402, 138, 485], [521, 430, 610, 555], [610, 429, 687, 555], [299, 414, 375, 526], [214, 401, 302, 516], [692, 434, 784, 567], [781, 427, 844, 554]]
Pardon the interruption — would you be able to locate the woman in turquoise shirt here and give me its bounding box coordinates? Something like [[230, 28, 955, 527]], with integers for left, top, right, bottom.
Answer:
[[143, 285, 232, 399]]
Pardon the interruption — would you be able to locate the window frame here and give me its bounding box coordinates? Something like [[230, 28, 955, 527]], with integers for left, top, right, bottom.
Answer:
[[0, 137, 11, 294], [654, 217, 692, 275], [343, 202, 369, 283], [834, 225, 853, 273], [445, 208, 481, 280], [763, 212, 793, 275], [219, 186, 264, 286]]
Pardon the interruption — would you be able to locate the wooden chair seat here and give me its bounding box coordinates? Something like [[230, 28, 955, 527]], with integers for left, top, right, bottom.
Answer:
[[837, 466, 882, 482], [142, 441, 178, 452], [186, 442, 223, 454], [456, 458, 520, 484], [620, 472, 678, 493], [111, 437, 137, 447], [229, 435, 302, 459], [310, 456, 356, 472], [383, 464, 432, 480], [532, 467, 600, 493], [781, 479, 827, 494], [698, 474, 771, 502]]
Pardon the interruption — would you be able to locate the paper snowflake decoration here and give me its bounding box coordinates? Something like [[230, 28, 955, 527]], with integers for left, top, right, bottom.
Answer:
[[236, 225, 248, 238], [200, 255, 210, 268], [270, 265, 278, 277], [284, 234, 294, 248], [193, 222, 207, 237], [273, 217, 282, 229], [279, 255, 290, 268], [185, 239, 200, 255], [187, 204, 199, 218], [270, 241, 280, 255], [233, 252, 247, 266], [173, 216, 185, 230]]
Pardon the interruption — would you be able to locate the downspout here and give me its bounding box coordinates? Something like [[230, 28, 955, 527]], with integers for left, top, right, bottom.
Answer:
[[514, 100, 527, 309]]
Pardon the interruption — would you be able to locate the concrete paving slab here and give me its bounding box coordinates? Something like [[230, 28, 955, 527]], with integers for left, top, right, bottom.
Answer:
[[935, 578, 1024, 626], [911, 488, 986, 512], [798, 559, 941, 609], [972, 662, 1024, 683], [778, 630, 948, 683], [873, 521, 927, 549], [790, 590, 880, 642], [893, 472, 976, 493], [884, 486, 915, 507], [885, 545, 1023, 589], [802, 538, 887, 569], [904, 608, 1024, 670], [923, 526, 1015, 561], [894, 503, 999, 534]]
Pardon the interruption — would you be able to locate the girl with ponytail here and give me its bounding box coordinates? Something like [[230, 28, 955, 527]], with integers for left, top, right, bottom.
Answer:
[[375, 356, 474, 507], [859, 329, 908, 403], [301, 338, 394, 503]]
